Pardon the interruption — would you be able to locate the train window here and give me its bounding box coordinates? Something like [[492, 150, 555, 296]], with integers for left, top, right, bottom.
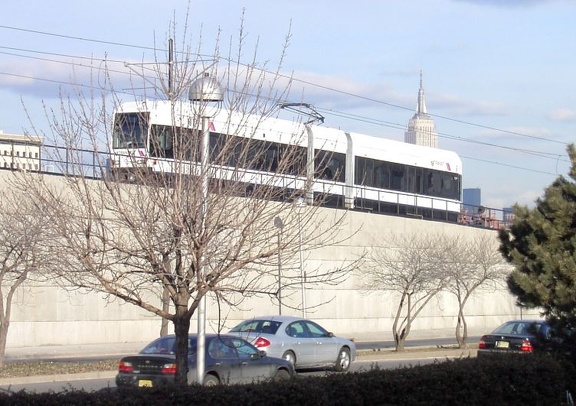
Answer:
[[113, 112, 148, 149], [210, 135, 292, 174], [390, 164, 404, 191], [354, 156, 459, 201], [374, 163, 390, 189], [285, 145, 307, 175], [354, 157, 373, 186], [252, 141, 280, 172], [149, 125, 199, 161], [439, 173, 461, 200], [210, 132, 237, 166], [315, 151, 345, 182], [413, 167, 424, 195], [241, 138, 271, 172], [149, 125, 174, 159], [426, 171, 439, 195], [422, 169, 461, 200]]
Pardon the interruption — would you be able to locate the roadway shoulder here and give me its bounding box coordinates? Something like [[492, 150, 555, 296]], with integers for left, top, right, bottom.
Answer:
[[0, 370, 116, 386], [357, 346, 478, 360]]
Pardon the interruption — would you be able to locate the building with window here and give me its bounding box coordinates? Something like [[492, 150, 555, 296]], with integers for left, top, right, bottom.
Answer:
[[404, 72, 438, 148], [0, 131, 42, 172], [463, 188, 482, 209]]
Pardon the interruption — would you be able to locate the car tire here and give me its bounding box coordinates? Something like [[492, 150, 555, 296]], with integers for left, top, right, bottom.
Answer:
[[333, 347, 351, 372], [274, 368, 291, 381], [203, 374, 219, 386], [282, 350, 296, 365]]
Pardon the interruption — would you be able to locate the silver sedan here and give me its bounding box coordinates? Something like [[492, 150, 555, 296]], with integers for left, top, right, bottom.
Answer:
[[228, 315, 356, 372]]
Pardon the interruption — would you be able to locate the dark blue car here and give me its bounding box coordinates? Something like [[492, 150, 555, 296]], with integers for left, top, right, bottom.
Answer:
[[116, 333, 295, 387], [477, 320, 557, 356]]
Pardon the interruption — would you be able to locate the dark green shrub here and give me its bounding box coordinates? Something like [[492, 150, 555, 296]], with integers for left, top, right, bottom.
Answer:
[[0, 354, 570, 405]]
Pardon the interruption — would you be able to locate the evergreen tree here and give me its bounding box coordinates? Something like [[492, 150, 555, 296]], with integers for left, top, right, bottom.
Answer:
[[499, 144, 576, 327]]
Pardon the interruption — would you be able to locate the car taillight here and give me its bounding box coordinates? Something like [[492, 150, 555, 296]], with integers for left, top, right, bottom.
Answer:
[[478, 336, 487, 349], [254, 337, 271, 348], [520, 339, 533, 352], [118, 361, 133, 373], [161, 363, 177, 375]]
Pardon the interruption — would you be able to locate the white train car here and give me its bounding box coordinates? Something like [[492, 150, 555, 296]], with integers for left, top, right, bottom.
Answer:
[[109, 100, 462, 223], [349, 131, 461, 221]]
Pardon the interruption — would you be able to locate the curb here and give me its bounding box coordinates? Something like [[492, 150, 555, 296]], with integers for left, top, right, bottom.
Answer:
[[0, 370, 117, 386], [357, 346, 478, 360]]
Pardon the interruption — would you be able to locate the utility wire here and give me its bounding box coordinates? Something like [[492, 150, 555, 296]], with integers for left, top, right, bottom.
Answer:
[[0, 24, 571, 170]]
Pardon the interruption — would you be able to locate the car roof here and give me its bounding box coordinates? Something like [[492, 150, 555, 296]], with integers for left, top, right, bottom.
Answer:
[[154, 333, 244, 340], [503, 319, 546, 324], [242, 315, 304, 323]]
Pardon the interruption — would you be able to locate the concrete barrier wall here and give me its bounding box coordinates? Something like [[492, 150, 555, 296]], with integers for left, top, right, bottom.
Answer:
[[0, 170, 538, 348]]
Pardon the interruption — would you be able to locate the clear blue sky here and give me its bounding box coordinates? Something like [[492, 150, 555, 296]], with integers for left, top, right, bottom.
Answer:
[[0, 0, 574, 209]]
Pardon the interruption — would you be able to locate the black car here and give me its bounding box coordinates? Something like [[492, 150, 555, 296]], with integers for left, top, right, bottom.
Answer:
[[477, 319, 556, 356], [116, 333, 295, 387]]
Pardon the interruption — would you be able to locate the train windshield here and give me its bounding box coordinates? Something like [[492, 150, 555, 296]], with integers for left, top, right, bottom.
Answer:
[[112, 112, 149, 149]]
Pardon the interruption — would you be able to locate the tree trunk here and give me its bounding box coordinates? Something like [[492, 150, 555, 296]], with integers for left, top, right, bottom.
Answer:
[[394, 330, 406, 352], [160, 287, 170, 336], [0, 280, 23, 368], [461, 315, 469, 348], [392, 292, 407, 352], [455, 307, 467, 348], [0, 317, 8, 368], [173, 313, 191, 386]]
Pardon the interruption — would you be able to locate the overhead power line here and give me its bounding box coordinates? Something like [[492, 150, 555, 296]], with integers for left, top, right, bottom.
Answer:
[[0, 24, 571, 172]]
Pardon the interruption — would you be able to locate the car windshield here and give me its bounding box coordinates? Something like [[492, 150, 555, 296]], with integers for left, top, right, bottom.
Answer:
[[492, 321, 542, 336], [230, 319, 282, 335], [140, 336, 197, 355]]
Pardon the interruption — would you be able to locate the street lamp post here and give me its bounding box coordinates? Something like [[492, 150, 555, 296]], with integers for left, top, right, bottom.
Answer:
[[295, 197, 306, 318], [274, 216, 284, 314], [189, 72, 224, 385]]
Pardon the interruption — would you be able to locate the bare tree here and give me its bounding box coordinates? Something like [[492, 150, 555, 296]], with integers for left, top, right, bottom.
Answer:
[[361, 233, 449, 352], [17, 19, 356, 385], [0, 181, 52, 367], [442, 232, 508, 348]]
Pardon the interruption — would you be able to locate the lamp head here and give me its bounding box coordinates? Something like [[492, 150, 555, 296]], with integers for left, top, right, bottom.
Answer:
[[189, 73, 224, 103]]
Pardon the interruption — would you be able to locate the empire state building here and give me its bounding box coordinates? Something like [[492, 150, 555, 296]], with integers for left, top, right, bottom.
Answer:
[[404, 72, 438, 148]]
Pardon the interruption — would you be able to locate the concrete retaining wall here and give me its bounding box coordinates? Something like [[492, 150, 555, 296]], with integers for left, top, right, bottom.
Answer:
[[0, 170, 538, 348]]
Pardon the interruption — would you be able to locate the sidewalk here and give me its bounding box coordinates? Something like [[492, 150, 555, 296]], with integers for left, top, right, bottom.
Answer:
[[4, 341, 150, 362]]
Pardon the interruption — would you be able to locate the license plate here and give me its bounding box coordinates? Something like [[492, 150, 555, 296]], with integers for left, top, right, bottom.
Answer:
[[495, 341, 509, 349], [138, 380, 153, 387]]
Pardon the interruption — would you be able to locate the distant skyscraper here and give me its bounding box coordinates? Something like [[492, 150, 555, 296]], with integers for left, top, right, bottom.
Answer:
[[463, 188, 483, 223], [404, 71, 438, 148], [463, 188, 481, 208]]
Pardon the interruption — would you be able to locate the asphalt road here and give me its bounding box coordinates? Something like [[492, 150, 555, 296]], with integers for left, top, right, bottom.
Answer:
[[0, 335, 481, 394], [0, 346, 477, 394]]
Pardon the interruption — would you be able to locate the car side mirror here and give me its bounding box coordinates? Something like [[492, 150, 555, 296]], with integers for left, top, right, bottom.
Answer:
[[257, 350, 267, 358], [326, 332, 334, 338]]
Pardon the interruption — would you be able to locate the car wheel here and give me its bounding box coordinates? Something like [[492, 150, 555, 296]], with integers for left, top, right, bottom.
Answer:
[[333, 347, 351, 372], [274, 368, 291, 381], [282, 350, 296, 365], [203, 374, 219, 386]]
